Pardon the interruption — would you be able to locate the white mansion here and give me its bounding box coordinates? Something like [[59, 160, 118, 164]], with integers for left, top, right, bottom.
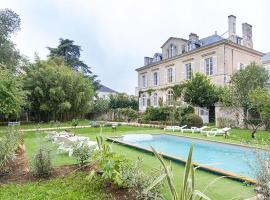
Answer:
[[135, 15, 270, 115]]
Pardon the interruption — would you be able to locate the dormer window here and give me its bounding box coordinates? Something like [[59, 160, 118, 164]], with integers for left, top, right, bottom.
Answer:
[[168, 44, 177, 58]]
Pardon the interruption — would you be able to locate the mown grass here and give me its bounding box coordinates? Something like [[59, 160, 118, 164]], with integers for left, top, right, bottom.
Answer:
[[16, 126, 257, 200], [0, 119, 91, 131], [0, 172, 107, 200]]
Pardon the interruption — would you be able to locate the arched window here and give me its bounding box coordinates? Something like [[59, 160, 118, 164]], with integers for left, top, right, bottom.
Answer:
[[166, 89, 174, 106]]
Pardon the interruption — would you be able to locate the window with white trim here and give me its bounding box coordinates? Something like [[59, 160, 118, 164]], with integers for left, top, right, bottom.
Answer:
[[168, 44, 177, 58], [141, 75, 146, 87], [167, 68, 173, 83], [205, 57, 213, 76], [166, 89, 174, 106], [185, 63, 192, 80], [153, 72, 158, 86], [153, 93, 158, 106], [142, 94, 147, 107]]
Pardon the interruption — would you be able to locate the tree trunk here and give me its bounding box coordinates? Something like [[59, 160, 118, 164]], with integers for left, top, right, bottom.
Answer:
[[251, 130, 256, 139]]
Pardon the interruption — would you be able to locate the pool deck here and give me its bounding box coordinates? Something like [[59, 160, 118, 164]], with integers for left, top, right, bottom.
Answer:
[[107, 133, 257, 184]]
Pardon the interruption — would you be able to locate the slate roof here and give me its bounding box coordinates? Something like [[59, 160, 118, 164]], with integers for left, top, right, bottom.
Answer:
[[199, 34, 224, 46], [262, 52, 270, 62], [97, 84, 117, 93]]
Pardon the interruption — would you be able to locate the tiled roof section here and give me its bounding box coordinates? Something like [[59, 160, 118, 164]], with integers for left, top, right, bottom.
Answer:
[[98, 84, 117, 93], [262, 52, 270, 62], [199, 34, 224, 46]]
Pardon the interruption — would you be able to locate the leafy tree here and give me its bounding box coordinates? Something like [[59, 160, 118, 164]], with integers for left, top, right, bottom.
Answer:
[[220, 62, 269, 138], [23, 57, 95, 121], [248, 88, 270, 134], [230, 62, 269, 109], [0, 9, 21, 72], [0, 66, 24, 118], [93, 98, 110, 114], [0, 9, 20, 37], [182, 73, 218, 108], [109, 93, 138, 110], [47, 38, 100, 89]]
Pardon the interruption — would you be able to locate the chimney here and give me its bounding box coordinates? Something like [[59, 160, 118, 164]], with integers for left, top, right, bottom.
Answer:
[[228, 15, 236, 42], [189, 33, 199, 42], [242, 23, 253, 48]]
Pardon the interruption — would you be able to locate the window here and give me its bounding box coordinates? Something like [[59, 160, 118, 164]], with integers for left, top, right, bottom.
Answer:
[[153, 93, 158, 106], [153, 72, 158, 86], [167, 68, 173, 83], [166, 89, 174, 106], [141, 75, 146, 87], [205, 57, 213, 75], [239, 63, 245, 70], [185, 63, 192, 80], [188, 43, 195, 51], [168, 44, 176, 58], [142, 94, 147, 107]]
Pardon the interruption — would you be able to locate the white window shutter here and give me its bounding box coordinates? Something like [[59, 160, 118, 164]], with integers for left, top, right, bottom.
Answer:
[[213, 56, 217, 75], [172, 67, 176, 82], [145, 74, 148, 87], [163, 94, 167, 106], [200, 59, 205, 74], [164, 68, 167, 83], [139, 97, 142, 110], [183, 64, 187, 80], [146, 73, 150, 87], [157, 71, 160, 85], [150, 72, 153, 86]]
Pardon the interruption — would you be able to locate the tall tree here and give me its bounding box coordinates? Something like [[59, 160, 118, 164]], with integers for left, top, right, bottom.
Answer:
[[0, 66, 24, 118], [0, 9, 21, 72], [47, 38, 100, 89], [23, 57, 95, 121], [182, 73, 218, 108]]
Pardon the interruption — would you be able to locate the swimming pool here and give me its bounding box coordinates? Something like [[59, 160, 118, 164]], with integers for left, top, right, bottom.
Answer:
[[109, 134, 266, 182]]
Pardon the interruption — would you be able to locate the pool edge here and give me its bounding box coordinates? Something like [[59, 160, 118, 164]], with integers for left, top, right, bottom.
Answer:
[[107, 135, 257, 184]]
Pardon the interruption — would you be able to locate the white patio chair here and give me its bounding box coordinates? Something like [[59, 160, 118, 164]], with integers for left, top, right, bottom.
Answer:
[[164, 125, 187, 132], [181, 126, 208, 134], [205, 127, 231, 137]]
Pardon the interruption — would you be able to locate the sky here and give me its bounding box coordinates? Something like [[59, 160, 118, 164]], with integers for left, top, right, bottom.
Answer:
[[1, 0, 270, 94]]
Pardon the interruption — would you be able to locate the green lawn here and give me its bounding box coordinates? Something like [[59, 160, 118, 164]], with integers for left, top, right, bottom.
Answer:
[[0, 119, 91, 131], [0, 172, 107, 200], [12, 126, 257, 200]]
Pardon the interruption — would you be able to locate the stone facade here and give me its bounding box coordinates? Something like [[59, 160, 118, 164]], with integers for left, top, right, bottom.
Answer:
[[135, 15, 266, 113]]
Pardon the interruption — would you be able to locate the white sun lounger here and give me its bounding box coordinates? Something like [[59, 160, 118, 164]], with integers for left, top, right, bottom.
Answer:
[[181, 126, 208, 134], [204, 127, 231, 137], [164, 125, 187, 132]]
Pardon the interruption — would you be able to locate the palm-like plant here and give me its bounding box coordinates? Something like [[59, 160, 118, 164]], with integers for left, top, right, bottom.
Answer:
[[144, 145, 211, 200]]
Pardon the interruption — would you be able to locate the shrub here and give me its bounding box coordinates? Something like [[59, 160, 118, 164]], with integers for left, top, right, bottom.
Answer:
[[120, 159, 164, 199], [94, 136, 163, 199], [71, 119, 79, 128], [217, 117, 237, 128], [145, 146, 210, 200], [182, 114, 203, 128], [251, 150, 270, 199], [31, 147, 52, 177], [72, 141, 95, 166], [0, 129, 21, 172]]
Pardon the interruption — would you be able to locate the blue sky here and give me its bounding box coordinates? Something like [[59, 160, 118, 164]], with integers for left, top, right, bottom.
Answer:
[[1, 0, 270, 94]]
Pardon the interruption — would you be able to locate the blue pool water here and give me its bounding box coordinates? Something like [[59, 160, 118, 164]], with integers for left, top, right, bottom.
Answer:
[[124, 134, 265, 178]]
